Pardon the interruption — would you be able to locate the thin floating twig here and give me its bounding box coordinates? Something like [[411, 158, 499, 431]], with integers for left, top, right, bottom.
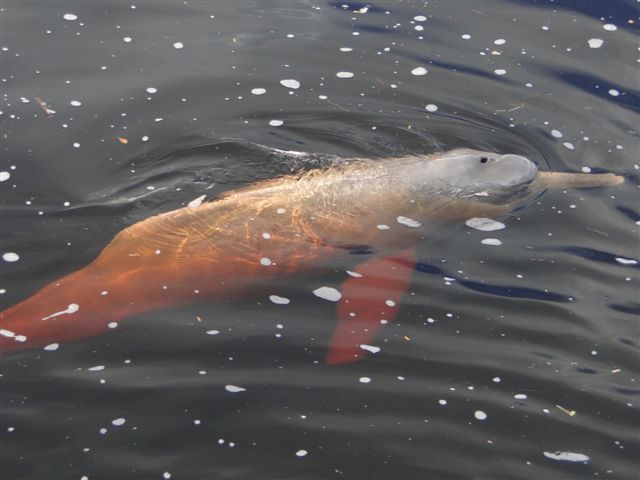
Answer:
[[34, 97, 56, 117]]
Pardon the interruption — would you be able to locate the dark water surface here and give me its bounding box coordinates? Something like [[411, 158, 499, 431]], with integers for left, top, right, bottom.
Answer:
[[1, 1, 639, 479]]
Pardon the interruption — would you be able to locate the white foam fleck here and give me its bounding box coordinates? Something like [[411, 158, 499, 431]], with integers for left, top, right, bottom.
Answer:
[[163, 473, 172, 479], [465, 217, 506, 231], [15, 335, 27, 342], [313, 286, 342, 302], [347, 270, 363, 277], [481, 238, 502, 246], [608, 89, 620, 96], [251, 88, 266, 95], [276, 208, 286, 214], [414, 15, 427, 22], [41, 303, 79, 321], [462, 34, 471, 40], [296, 449, 308, 457], [63, 13, 78, 21], [260, 257, 272, 266], [0, 329, 15, 338], [73, 142, 81, 148], [206, 330, 220, 336], [0, 171, 10, 182], [615, 257, 638, 265], [44, 343, 59, 351], [107, 322, 118, 329], [123, 36, 132, 43], [514, 393, 528, 400], [494, 38, 506, 45], [581, 166, 591, 173], [360, 344, 381, 354], [269, 119, 284, 127], [112, 418, 126, 426], [425, 104, 438, 112], [397, 216, 422, 228], [385, 300, 396, 307], [225, 384, 246, 393], [376, 224, 390, 230], [262, 232, 271, 240], [146, 87, 157, 94], [359, 376, 371, 384], [551, 129, 563, 138], [411, 67, 428, 76], [339, 47, 353, 52], [562, 142, 575, 150], [439, 399, 447, 405], [2, 252, 20, 262], [474, 410, 488, 420], [336, 71, 354, 78], [587, 38, 603, 48], [494, 69, 507, 75], [88, 365, 105, 372], [602, 24, 617, 31], [70, 100, 82, 107], [188, 195, 206, 208], [173, 42, 184, 49], [269, 295, 290, 305], [280, 79, 300, 89], [543, 451, 590, 463]]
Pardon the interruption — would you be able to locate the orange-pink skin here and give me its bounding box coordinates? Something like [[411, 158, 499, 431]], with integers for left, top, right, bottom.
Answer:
[[0, 151, 622, 357]]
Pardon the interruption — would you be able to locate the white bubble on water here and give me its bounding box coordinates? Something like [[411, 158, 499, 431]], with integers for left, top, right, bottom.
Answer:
[[2, 252, 19, 262], [494, 69, 507, 75], [63, 13, 78, 21], [359, 377, 371, 384], [313, 286, 342, 302], [360, 344, 380, 354], [411, 67, 428, 76], [425, 104, 438, 112], [587, 38, 603, 48], [269, 295, 290, 305], [173, 42, 184, 49], [280, 79, 300, 89], [0, 171, 10, 182], [225, 385, 246, 393], [269, 119, 284, 126], [494, 39, 506, 45], [465, 218, 506, 231], [251, 88, 266, 95], [481, 238, 502, 246], [543, 451, 590, 463], [474, 410, 488, 420], [602, 24, 617, 31], [336, 71, 354, 78]]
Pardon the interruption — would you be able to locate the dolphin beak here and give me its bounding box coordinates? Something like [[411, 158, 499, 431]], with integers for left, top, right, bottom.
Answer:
[[534, 171, 624, 189]]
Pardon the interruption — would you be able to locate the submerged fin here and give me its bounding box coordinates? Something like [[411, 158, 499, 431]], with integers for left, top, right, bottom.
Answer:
[[325, 248, 417, 364]]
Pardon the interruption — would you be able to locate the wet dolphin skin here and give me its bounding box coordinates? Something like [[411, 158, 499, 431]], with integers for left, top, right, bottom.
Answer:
[[0, 149, 623, 363]]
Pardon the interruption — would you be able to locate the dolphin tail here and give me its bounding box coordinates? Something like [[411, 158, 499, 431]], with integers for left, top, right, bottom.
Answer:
[[0, 266, 129, 353]]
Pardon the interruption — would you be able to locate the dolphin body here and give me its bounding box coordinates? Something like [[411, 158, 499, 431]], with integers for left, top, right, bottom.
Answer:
[[0, 149, 623, 362]]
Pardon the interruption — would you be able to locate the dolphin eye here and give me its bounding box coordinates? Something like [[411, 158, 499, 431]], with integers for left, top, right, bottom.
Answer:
[[479, 157, 489, 164]]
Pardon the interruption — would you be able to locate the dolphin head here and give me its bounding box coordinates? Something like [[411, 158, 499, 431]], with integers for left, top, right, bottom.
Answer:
[[400, 148, 623, 206], [406, 148, 538, 202]]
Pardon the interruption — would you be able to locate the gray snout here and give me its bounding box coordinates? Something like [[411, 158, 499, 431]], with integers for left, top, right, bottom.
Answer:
[[498, 154, 537, 186]]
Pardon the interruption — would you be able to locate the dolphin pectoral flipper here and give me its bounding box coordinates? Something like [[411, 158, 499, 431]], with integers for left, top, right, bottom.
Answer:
[[325, 248, 417, 364]]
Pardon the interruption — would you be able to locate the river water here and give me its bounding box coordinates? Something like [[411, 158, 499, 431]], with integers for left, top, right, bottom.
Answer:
[[1, 1, 638, 479]]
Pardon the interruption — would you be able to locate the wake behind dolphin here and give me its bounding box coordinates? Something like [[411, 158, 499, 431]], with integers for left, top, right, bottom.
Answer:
[[0, 148, 623, 363]]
